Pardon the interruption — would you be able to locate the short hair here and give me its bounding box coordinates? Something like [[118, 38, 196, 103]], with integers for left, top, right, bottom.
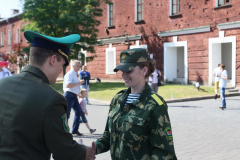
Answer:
[[29, 47, 62, 66], [220, 64, 225, 69], [218, 64, 221, 67], [72, 60, 81, 66], [137, 59, 156, 79], [80, 88, 87, 95]]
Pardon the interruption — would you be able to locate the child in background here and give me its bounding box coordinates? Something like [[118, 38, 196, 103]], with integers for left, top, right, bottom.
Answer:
[[78, 89, 96, 134]]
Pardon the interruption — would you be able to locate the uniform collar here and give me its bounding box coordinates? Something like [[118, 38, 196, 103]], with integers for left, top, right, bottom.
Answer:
[[118, 82, 152, 110], [21, 65, 50, 84]]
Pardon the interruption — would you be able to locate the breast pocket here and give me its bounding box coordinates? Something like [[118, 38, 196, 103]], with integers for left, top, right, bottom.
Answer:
[[122, 116, 146, 144], [108, 108, 119, 133]]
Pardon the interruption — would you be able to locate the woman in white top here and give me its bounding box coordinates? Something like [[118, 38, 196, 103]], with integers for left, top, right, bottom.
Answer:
[[218, 64, 228, 110], [149, 68, 161, 93]]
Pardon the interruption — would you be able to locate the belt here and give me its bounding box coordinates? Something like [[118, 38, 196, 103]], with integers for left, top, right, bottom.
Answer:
[[66, 91, 77, 96]]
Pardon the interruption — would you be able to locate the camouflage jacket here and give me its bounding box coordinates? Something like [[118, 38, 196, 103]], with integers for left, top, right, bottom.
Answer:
[[95, 83, 177, 160]]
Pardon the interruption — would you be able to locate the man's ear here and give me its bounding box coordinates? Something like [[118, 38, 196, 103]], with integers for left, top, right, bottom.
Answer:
[[49, 55, 57, 67]]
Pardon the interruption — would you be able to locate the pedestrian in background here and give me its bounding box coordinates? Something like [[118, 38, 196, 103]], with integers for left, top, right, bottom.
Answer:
[[63, 60, 85, 136], [0, 30, 96, 160], [95, 48, 177, 160], [79, 66, 91, 104], [78, 89, 96, 134], [150, 67, 162, 93], [213, 64, 222, 99], [0, 54, 12, 80], [218, 64, 228, 110]]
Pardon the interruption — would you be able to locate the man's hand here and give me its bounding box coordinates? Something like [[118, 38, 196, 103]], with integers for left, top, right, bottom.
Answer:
[[79, 80, 85, 85], [85, 142, 96, 160], [85, 111, 88, 116]]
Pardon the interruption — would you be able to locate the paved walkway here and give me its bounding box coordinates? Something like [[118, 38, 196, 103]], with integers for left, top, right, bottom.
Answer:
[[53, 96, 240, 160]]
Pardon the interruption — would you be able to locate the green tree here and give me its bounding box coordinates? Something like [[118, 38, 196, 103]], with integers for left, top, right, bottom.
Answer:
[[21, 0, 111, 74]]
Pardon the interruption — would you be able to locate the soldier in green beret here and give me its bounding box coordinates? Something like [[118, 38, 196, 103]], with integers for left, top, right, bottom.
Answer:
[[95, 48, 177, 160], [0, 30, 96, 160]]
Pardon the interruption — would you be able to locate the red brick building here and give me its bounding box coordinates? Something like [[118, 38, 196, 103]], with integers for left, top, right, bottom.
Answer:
[[1, 1, 240, 87]]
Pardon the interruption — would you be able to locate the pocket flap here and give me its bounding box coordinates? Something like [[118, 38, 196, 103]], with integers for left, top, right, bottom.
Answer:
[[124, 116, 145, 126]]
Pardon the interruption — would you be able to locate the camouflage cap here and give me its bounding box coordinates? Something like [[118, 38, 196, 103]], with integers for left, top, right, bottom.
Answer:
[[114, 48, 151, 72]]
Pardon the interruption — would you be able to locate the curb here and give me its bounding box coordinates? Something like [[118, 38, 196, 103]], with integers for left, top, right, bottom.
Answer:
[[165, 92, 240, 103], [89, 98, 110, 105]]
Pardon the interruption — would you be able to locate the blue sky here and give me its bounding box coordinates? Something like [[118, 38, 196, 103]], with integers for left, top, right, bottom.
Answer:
[[0, 0, 23, 18]]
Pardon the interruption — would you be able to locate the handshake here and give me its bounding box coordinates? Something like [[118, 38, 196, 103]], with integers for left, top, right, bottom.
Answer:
[[78, 139, 96, 160]]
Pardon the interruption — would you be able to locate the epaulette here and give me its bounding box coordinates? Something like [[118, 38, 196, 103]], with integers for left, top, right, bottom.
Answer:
[[150, 93, 164, 106]]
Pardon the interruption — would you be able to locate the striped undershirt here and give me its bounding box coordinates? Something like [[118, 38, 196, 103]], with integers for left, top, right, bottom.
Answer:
[[123, 94, 140, 109]]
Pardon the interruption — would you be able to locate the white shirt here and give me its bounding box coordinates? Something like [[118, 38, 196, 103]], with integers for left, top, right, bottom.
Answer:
[[213, 67, 222, 82], [63, 70, 80, 94], [219, 70, 228, 88], [152, 69, 159, 83], [0, 67, 12, 80]]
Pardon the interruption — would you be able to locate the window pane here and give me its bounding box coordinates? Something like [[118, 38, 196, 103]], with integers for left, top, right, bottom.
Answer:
[[173, 5, 176, 14], [138, 13, 141, 20], [219, 0, 224, 5], [178, 4, 180, 12], [141, 4, 143, 11], [138, 4, 141, 12], [173, 0, 177, 4]]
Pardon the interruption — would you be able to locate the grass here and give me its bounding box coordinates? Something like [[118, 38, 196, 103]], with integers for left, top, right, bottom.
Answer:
[[51, 81, 215, 102]]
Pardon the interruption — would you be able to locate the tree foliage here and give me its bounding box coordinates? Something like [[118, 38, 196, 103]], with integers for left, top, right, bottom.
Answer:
[[21, 0, 111, 62]]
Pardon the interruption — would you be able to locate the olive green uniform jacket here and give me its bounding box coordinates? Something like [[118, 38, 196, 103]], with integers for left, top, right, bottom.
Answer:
[[0, 65, 86, 160], [95, 83, 177, 160]]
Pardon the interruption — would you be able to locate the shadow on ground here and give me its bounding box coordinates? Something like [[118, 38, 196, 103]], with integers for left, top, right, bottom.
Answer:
[[169, 106, 202, 108], [73, 134, 103, 139]]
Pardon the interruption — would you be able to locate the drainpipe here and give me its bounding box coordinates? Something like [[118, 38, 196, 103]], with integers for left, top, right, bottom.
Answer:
[[6, 19, 12, 55]]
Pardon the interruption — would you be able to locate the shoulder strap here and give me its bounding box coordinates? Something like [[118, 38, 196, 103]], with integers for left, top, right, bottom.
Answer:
[[151, 94, 163, 106]]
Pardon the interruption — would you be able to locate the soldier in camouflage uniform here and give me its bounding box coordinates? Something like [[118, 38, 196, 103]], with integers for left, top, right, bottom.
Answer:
[[95, 48, 177, 160]]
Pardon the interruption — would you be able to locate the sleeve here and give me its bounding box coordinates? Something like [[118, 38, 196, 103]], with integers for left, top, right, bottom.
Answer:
[[95, 115, 111, 154], [88, 72, 91, 80], [44, 96, 86, 160], [65, 72, 73, 84], [147, 96, 177, 160], [79, 71, 83, 80]]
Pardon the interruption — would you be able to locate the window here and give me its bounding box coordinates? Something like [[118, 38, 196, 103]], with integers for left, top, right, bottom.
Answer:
[[106, 45, 116, 74], [8, 30, 11, 45], [172, 0, 180, 15], [17, 29, 19, 44], [218, 0, 230, 6], [135, 0, 144, 22], [1, 32, 3, 46], [108, 3, 114, 27]]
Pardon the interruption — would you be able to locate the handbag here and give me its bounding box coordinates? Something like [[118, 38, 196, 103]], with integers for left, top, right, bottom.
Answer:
[[157, 77, 161, 86], [157, 70, 161, 86]]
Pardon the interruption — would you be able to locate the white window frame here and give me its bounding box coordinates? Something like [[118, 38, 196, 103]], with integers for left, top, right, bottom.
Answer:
[[170, 0, 180, 16], [17, 29, 19, 44], [106, 44, 116, 75], [81, 48, 87, 66], [8, 30, 11, 45], [107, 3, 114, 27], [135, 0, 144, 22], [216, 0, 230, 7], [1, 32, 3, 46]]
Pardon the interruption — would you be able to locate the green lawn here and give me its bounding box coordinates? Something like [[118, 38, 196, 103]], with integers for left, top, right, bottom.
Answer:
[[51, 81, 215, 101]]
